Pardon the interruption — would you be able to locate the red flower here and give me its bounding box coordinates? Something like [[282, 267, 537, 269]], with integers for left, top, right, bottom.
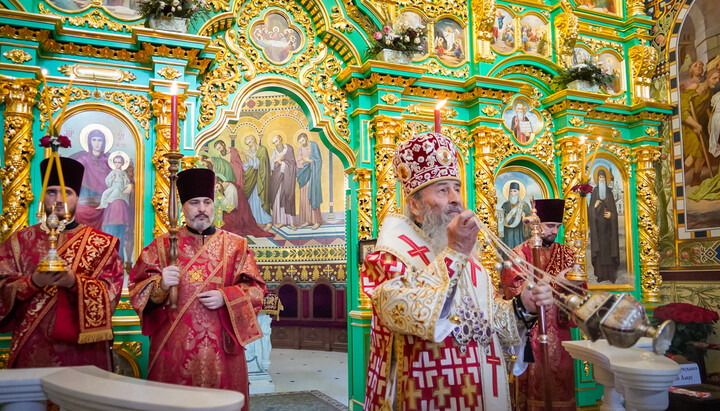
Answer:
[[39, 136, 52, 148], [572, 183, 593, 196], [57, 135, 71, 148]]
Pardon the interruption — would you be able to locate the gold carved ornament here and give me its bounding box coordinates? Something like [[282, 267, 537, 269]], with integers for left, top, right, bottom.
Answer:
[[103, 91, 152, 140], [3, 49, 32, 64], [472, 0, 496, 63], [371, 116, 402, 229], [0, 77, 40, 241], [354, 168, 373, 241], [149, 91, 188, 236], [425, 59, 470, 79], [555, 12, 579, 68], [632, 146, 662, 302], [558, 137, 587, 271], [38, 5, 138, 33], [157, 67, 183, 81], [473, 127, 501, 286], [629, 43, 658, 102], [330, 6, 354, 33], [198, 34, 245, 129], [626, 0, 647, 17], [39, 86, 93, 131], [380, 93, 400, 105], [58, 64, 136, 83]]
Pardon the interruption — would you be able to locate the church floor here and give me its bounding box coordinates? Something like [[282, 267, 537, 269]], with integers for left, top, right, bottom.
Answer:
[[264, 348, 349, 406]]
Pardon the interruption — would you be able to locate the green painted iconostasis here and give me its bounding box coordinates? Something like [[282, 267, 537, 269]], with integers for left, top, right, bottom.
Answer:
[[1, 0, 718, 409]]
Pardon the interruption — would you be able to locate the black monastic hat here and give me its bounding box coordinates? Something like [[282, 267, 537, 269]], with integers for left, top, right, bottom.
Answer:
[[177, 168, 216, 203], [533, 199, 565, 223], [509, 182, 520, 190], [40, 157, 84, 195]]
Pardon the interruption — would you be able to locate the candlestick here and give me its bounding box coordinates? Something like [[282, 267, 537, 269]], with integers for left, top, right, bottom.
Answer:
[[587, 137, 603, 178], [170, 81, 178, 151], [579, 136, 587, 181], [434, 99, 447, 133], [55, 75, 75, 134]]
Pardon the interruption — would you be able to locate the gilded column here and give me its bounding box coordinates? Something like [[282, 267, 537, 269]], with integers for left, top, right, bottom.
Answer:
[[633, 146, 662, 303], [559, 137, 586, 270], [471, 0, 496, 63], [626, 0, 647, 17], [354, 168, 373, 309], [473, 127, 500, 285], [0, 76, 40, 241], [149, 91, 187, 236], [371, 116, 402, 228], [629, 42, 658, 102]]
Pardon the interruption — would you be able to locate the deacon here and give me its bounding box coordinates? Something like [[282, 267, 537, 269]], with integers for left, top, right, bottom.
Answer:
[[0, 157, 123, 369], [361, 132, 554, 410], [501, 198, 586, 411], [129, 168, 266, 410]]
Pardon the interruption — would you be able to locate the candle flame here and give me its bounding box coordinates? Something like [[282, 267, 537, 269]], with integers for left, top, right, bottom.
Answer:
[[171, 81, 178, 95], [580, 135, 587, 144], [597, 136, 603, 143], [435, 99, 447, 110], [41, 68, 48, 77]]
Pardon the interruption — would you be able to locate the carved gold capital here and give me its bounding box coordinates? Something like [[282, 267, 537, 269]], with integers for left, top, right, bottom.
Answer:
[[558, 137, 587, 271], [473, 127, 501, 286], [149, 91, 188, 236], [629, 43, 658, 102], [371, 116, 402, 228], [555, 12, 579, 68], [632, 145, 662, 302], [0, 76, 40, 241], [627, 0, 647, 17], [354, 168, 373, 241]]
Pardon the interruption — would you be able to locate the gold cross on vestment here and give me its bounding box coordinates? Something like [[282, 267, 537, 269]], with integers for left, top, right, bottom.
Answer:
[[188, 268, 205, 283], [462, 374, 478, 407], [433, 376, 450, 408]]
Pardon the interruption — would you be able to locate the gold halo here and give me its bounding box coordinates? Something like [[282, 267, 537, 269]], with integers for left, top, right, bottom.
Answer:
[[79, 123, 113, 154], [293, 129, 311, 144], [502, 179, 526, 200], [107, 151, 130, 171], [594, 165, 611, 185]]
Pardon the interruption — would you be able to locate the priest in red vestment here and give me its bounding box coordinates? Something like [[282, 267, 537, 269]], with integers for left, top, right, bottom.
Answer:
[[501, 199, 587, 411], [360, 131, 554, 410], [129, 168, 266, 410], [0, 157, 123, 370]]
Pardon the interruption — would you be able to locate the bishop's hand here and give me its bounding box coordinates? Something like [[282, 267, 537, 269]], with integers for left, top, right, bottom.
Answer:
[[161, 265, 181, 290], [447, 209, 480, 256]]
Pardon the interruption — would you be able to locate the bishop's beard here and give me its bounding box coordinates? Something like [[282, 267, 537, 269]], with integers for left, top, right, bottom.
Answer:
[[418, 203, 464, 253]]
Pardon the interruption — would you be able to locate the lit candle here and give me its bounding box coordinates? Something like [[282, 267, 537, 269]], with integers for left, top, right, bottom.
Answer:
[[587, 137, 603, 176], [579, 136, 588, 181], [170, 81, 178, 151], [434, 99, 447, 133]]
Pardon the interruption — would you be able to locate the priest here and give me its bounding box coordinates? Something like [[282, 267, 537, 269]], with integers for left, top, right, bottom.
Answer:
[[0, 157, 123, 369], [129, 168, 266, 410]]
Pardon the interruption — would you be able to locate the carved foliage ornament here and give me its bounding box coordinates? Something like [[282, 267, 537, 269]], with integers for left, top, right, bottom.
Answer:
[[3, 49, 32, 64], [58, 64, 136, 83], [157, 66, 182, 81]]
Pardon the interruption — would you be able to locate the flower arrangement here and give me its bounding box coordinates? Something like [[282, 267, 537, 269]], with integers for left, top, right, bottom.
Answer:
[[550, 59, 616, 92], [653, 302, 719, 362], [571, 183, 593, 197], [39, 135, 71, 151], [138, 0, 208, 22], [365, 16, 427, 59]]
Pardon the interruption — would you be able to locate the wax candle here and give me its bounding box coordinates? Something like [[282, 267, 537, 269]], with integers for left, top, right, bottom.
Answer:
[[587, 137, 603, 175], [434, 99, 447, 133], [170, 81, 178, 151]]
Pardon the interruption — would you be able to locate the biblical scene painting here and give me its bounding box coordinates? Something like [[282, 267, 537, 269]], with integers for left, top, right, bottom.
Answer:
[[577, 0, 620, 16], [518, 14, 549, 57], [396, 9, 429, 60], [585, 158, 631, 288], [502, 98, 542, 145], [58, 110, 139, 270], [433, 18, 465, 66], [494, 168, 547, 252], [674, 0, 720, 231], [597, 51, 625, 94], [45, 0, 141, 20], [250, 10, 305, 65], [572, 46, 592, 66], [491, 7, 516, 55]]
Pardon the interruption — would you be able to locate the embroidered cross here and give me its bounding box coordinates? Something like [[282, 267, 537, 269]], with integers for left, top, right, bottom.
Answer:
[[433, 376, 451, 408], [469, 259, 482, 287], [406, 378, 422, 410], [398, 235, 430, 264], [188, 268, 205, 283], [486, 343, 502, 398], [461, 373, 478, 407]]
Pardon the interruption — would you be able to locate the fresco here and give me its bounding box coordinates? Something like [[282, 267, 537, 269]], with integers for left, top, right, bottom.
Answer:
[[518, 14, 549, 57], [502, 99, 542, 145], [491, 8, 516, 55], [433, 18, 465, 65], [58, 110, 139, 268], [494, 168, 547, 252], [46, 0, 141, 20], [597, 51, 625, 94]]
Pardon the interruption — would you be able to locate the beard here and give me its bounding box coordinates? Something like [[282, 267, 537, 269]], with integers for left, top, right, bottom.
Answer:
[[187, 212, 213, 232], [509, 194, 519, 205], [598, 182, 607, 200], [419, 203, 463, 253]]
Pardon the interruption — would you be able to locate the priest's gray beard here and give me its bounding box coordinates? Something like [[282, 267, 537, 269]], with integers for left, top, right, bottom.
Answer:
[[408, 202, 463, 253], [509, 194, 519, 205], [598, 182, 607, 200]]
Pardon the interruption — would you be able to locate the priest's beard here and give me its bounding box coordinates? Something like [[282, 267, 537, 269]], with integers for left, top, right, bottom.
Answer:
[[598, 182, 607, 200], [509, 194, 519, 205], [417, 203, 463, 253]]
